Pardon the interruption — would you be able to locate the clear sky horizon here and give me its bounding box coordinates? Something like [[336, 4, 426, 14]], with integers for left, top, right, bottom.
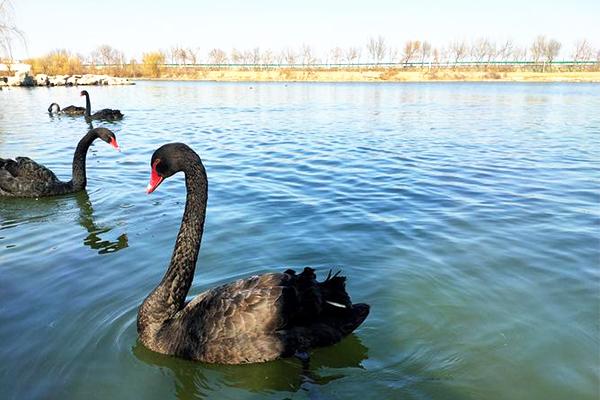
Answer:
[[10, 0, 600, 61]]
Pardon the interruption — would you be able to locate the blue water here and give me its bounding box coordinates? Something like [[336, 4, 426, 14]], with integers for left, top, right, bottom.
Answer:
[[0, 81, 598, 399]]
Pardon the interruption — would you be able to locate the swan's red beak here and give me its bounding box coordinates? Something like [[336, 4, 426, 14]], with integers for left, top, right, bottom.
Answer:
[[109, 137, 120, 152], [146, 162, 163, 194]]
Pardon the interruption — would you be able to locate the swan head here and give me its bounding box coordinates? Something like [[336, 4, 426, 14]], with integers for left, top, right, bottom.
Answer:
[[147, 143, 200, 194], [92, 127, 120, 151], [48, 103, 59, 113], [80, 90, 89, 97]]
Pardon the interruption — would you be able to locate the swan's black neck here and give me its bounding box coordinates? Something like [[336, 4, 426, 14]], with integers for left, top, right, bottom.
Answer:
[[83, 92, 91, 117], [71, 129, 99, 190], [49, 103, 60, 113], [139, 161, 208, 325]]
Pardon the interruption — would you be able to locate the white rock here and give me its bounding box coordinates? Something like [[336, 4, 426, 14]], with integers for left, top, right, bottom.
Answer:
[[35, 74, 49, 86], [66, 76, 78, 86], [49, 75, 67, 86]]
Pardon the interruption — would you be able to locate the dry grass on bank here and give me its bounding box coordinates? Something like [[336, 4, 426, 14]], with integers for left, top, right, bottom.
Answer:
[[149, 67, 600, 83], [16, 55, 600, 83]]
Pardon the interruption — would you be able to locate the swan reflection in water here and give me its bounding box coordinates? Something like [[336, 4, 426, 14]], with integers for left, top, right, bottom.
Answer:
[[75, 191, 128, 254], [0, 191, 127, 254], [132, 334, 368, 398]]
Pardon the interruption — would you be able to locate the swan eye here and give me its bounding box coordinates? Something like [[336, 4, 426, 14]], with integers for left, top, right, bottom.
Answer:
[[154, 159, 168, 176]]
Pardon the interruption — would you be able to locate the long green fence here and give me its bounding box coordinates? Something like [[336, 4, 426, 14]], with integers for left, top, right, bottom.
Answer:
[[84, 60, 599, 69]]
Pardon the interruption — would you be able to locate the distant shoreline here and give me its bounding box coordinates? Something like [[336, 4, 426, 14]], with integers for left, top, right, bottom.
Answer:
[[134, 69, 600, 83]]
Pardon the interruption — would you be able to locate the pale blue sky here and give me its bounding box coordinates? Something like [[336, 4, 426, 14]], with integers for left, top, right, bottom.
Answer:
[[12, 0, 600, 60]]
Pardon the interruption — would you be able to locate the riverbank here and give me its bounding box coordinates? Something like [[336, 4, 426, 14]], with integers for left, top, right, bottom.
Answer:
[[145, 68, 600, 83], [2, 69, 598, 87]]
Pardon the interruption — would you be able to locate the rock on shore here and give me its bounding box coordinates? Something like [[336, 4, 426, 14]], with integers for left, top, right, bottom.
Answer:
[[0, 71, 134, 87]]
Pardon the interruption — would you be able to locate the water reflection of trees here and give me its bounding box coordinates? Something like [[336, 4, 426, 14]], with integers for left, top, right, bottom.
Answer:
[[133, 334, 368, 399]]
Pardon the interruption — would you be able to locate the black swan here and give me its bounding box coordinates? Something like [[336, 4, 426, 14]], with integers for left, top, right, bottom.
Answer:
[[0, 128, 119, 197], [48, 102, 85, 116], [80, 90, 124, 121], [138, 143, 369, 364]]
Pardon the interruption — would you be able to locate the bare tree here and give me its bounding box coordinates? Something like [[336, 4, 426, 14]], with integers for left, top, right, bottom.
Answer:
[[241, 49, 251, 64], [367, 36, 386, 64], [208, 48, 228, 64], [572, 39, 593, 62], [344, 47, 360, 65], [274, 49, 285, 65], [401, 40, 421, 64], [543, 39, 561, 63], [330, 46, 343, 65], [261, 49, 274, 65], [530, 35, 546, 63], [167, 46, 176, 64], [388, 46, 398, 63], [230, 48, 243, 64], [91, 44, 124, 65], [448, 40, 468, 64], [250, 47, 261, 65], [301, 44, 316, 65], [186, 47, 198, 64], [420, 41, 431, 65], [471, 38, 495, 63], [0, 0, 24, 62], [282, 48, 296, 65], [169, 46, 188, 65], [511, 46, 527, 62], [432, 47, 441, 64], [497, 40, 514, 62]]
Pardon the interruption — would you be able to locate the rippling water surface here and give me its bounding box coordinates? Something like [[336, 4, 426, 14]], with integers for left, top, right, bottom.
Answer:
[[0, 81, 598, 400]]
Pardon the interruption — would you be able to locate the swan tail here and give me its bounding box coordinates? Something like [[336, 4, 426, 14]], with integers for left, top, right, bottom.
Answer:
[[281, 267, 370, 351], [280, 303, 369, 353]]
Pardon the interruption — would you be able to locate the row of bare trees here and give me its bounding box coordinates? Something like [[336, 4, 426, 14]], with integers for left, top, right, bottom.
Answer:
[[134, 37, 600, 66], [18, 37, 600, 77], [25, 35, 596, 69], [365, 36, 598, 65]]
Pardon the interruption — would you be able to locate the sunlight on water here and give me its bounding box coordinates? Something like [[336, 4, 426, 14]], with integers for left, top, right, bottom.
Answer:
[[1, 82, 599, 400]]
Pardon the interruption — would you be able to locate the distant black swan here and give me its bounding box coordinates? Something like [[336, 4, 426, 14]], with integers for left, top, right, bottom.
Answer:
[[0, 128, 119, 197], [81, 90, 124, 121], [48, 102, 86, 116], [138, 143, 370, 364]]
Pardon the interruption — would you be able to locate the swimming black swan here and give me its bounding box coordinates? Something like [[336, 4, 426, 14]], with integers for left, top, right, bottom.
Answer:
[[0, 128, 119, 197], [80, 90, 124, 121], [48, 102, 86, 116], [138, 143, 369, 364]]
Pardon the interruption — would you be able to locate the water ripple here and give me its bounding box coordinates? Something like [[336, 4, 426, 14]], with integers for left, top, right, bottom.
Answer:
[[1, 82, 599, 400]]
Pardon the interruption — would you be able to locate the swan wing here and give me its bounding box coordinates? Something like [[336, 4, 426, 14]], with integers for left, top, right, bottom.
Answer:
[[62, 105, 85, 115], [92, 109, 123, 120], [0, 157, 60, 196], [177, 272, 291, 338]]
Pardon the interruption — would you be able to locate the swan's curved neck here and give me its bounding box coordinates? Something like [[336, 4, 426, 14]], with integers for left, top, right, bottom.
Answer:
[[83, 93, 91, 116], [140, 162, 208, 324], [71, 129, 98, 190]]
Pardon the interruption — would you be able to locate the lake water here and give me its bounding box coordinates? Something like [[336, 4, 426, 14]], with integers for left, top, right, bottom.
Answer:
[[0, 81, 598, 400]]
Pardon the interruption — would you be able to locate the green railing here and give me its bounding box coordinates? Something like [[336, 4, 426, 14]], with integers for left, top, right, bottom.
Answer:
[[84, 60, 599, 69]]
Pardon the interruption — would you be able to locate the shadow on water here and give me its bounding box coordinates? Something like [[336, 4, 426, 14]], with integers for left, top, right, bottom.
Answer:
[[0, 191, 128, 255], [132, 334, 369, 399]]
